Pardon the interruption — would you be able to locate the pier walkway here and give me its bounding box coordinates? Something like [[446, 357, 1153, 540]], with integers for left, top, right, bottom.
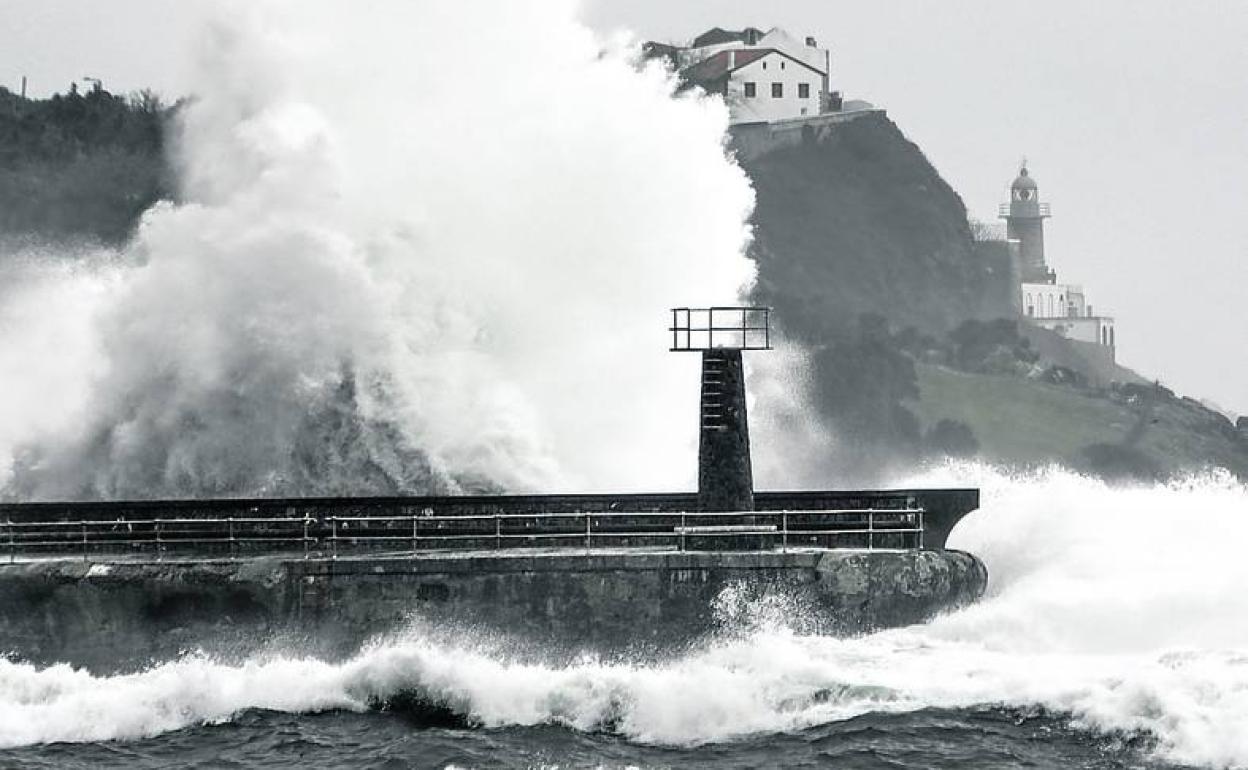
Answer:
[[0, 489, 976, 562]]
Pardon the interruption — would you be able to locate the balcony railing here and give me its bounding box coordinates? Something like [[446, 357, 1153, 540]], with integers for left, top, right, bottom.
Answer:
[[0, 508, 924, 562], [998, 202, 1051, 217], [670, 306, 771, 351]]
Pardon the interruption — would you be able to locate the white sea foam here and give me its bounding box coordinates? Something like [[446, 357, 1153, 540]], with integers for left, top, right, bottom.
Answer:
[[1, 467, 1246, 767]]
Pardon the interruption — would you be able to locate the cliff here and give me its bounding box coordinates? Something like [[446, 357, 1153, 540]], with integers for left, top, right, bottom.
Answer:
[[742, 112, 1016, 338], [739, 112, 1248, 482]]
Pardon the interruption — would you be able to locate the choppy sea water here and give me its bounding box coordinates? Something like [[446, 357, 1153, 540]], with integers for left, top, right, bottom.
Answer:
[[0, 466, 1245, 769], [0, 707, 1188, 769]]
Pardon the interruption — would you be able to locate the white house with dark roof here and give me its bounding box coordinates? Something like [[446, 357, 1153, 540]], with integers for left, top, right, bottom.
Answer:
[[645, 27, 834, 125]]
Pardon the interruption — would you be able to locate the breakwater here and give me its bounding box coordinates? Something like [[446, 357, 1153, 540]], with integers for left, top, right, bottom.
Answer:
[[0, 488, 985, 672], [0, 548, 985, 673]]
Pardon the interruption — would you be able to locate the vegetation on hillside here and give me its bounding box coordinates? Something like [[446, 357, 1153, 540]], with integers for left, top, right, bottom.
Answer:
[[0, 85, 172, 243]]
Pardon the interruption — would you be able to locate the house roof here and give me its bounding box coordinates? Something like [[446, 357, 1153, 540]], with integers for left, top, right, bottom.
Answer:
[[692, 27, 765, 48], [681, 47, 826, 87], [682, 49, 769, 84]]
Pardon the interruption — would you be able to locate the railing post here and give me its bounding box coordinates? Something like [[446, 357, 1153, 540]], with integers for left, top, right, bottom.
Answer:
[[331, 517, 338, 560], [81, 521, 88, 562], [303, 517, 310, 560], [680, 512, 686, 552], [228, 517, 235, 560], [156, 520, 163, 562], [868, 511, 875, 550], [412, 515, 418, 554], [7, 521, 13, 564], [782, 511, 788, 553], [495, 515, 501, 550], [584, 512, 591, 551], [918, 509, 925, 550]]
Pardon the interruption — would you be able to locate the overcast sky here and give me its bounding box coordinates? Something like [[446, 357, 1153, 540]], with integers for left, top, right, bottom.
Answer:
[[4, 1, 1247, 415]]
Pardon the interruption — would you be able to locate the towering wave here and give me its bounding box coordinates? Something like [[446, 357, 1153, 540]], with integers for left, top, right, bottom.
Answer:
[[0, 468, 1245, 768], [0, 1, 761, 500]]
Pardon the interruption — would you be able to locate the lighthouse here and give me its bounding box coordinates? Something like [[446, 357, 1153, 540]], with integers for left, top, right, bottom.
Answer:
[[998, 164, 1117, 361], [1000, 165, 1054, 284]]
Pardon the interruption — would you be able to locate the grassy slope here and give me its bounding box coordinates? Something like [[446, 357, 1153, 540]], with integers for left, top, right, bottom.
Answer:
[[910, 365, 1132, 463], [911, 363, 1248, 476]]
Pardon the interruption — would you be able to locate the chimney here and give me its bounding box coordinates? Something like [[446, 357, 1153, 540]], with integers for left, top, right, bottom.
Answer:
[[20, 76, 26, 99], [806, 36, 817, 47], [729, 49, 735, 68]]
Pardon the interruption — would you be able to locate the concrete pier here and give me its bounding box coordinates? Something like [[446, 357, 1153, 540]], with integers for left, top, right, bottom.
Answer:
[[0, 547, 986, 672]]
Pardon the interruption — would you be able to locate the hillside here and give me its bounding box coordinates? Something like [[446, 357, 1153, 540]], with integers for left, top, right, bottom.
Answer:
[[0, 86, 171, 243], [743, 112, 1016, 337], [911, 365, 1248, 479], [739, 113, 1248, 482]]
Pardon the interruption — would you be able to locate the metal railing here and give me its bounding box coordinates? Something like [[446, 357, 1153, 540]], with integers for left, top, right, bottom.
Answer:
[[0, 516, 316, 562], [670, 307, 771, 352], [998, 202, 1051, 217], [0, 508, 923, 562]]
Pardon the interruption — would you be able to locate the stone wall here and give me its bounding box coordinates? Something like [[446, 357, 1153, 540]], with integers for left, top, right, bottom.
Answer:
[[0, 549, 986, 673]]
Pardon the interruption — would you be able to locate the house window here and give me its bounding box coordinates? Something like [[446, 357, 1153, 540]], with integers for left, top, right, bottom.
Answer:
[[762, 62, 767, 70], [781, 61, 786, 69], [744, 82, 756, 98], [798, 83, 810, 99], [771, 82, 783, 98]]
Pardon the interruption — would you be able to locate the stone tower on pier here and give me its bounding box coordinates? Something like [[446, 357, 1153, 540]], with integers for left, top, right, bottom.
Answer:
[[669, 307, 771, 513], [1000, 165, 1054, 284]]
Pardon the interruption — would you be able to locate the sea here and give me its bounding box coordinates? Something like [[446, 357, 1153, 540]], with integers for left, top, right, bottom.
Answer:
[[0, 466, 1244, 769]]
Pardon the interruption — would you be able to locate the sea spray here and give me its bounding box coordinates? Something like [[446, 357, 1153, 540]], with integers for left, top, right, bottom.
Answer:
[[0, 250, 125, 480], [1, 468, 1246, 767], [0, 0, 761, 499]]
